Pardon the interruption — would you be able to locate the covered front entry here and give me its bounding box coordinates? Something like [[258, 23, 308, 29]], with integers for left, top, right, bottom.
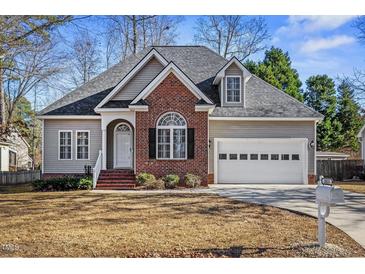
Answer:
[[113, 123, 133, 168], [214, 138, 308, 184]]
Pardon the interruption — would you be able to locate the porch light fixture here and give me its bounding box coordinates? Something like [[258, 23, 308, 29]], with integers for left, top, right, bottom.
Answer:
[[309, 140, 315, 149]]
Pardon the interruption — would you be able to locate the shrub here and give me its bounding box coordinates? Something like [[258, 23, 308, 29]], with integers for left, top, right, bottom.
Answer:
[[184, 173, 201, 188], [33, 176, 92, 191], [79, 177, 93, 190], [135, 172, 156, 185], [163, 174, 180, 189], [359, 172, 365, 180], [145, 179, 165, 190]]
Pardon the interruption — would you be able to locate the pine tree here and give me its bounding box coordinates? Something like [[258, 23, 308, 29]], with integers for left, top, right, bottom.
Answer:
[[305, 75, 342, 150], [254, 47, 303, 102], [336, 81, 363, 151]]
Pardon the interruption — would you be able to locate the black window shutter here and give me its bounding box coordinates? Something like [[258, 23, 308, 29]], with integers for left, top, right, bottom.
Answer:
[[149, 128, 156, 159], [187, 128, 195, 159]]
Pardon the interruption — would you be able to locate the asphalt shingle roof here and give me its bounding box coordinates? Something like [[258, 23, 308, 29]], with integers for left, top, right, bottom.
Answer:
[[39, 46, 322, 119], [211, 75, 322, 118], [101, 100, 132, 108]]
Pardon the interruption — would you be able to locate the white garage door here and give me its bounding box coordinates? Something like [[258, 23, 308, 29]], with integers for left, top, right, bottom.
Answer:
[[215, 138, 308, 184]]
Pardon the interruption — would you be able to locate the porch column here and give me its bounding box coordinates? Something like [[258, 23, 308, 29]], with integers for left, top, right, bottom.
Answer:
[[102, 128, 107, 170]]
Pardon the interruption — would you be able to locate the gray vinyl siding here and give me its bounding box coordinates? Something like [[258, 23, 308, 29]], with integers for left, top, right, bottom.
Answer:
[[221, 63, 244, 107], [208, 120, 316, 174], [112, 57, 164, 100], [43, 119, 102, 173]]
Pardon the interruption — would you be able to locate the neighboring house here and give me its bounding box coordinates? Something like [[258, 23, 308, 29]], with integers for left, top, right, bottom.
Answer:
[[316, 151, 349, 161], [358, 125, 365, 160], [37, 46, 323, 187], [1, 90, 32, 172], [0, 128, 32, 172]]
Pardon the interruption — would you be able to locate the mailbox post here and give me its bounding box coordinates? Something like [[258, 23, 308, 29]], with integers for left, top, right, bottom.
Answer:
[[315, 178, 344, 247]]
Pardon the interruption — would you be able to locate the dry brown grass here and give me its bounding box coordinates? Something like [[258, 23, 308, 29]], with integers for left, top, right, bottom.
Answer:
[[334, 181, 365, 194], [0, 191, 364, 258]]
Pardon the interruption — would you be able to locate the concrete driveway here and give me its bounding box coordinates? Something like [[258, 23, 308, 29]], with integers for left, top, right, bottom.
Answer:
[[209, 184, 365, 248]]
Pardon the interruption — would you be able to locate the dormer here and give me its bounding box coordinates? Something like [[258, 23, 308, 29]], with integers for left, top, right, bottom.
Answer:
[[213, 57, 251, 107]]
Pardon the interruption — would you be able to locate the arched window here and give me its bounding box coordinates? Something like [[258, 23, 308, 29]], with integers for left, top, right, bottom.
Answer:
[[157, 112, 187, 159], [116, 124, 131, 134]]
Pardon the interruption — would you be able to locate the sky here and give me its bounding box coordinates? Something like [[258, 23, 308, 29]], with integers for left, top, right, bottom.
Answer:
[[174, 15, 365, 84], [35, 15, 365, 110]]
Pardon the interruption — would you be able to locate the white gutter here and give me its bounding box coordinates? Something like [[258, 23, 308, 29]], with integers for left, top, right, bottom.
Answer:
[[209, 116, 323, 122], [37, 115, 101, 120]]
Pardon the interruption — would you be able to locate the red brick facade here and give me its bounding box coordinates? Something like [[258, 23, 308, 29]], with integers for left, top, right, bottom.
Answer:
[[135, 73, 209, 185], [308, 174, 317, 185]]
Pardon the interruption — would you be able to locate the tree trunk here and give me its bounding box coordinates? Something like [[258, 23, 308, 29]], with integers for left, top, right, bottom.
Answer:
[[132, 15, 138, 54], [218, 30, 221, 56], [0, 64, 5, 131]]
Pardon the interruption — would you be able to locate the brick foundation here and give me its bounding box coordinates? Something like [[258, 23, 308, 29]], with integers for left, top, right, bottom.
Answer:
[[308, 174, 317, 185], [42, 173, 84, 179], [207, 173, 214, 184], [135, 73, 209, 186]]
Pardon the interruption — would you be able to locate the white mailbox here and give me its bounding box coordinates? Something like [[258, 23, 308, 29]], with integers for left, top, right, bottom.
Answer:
[[316, 185, 345, 206], [315, 183, 345, 247]]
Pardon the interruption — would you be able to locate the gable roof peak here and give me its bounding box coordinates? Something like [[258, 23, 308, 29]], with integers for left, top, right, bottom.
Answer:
[[131, 61, 214, 105], [213, 57, 252, 85], [95, 48, 168, 110]]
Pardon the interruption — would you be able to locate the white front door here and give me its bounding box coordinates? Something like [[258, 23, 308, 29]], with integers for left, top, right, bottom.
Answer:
[[114, 123, 133, 168]]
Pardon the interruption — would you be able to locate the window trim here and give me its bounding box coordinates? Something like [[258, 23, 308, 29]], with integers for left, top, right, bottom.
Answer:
[[271, 154, 279, 161], [76, 130, 90, 160], [156, 112, 187, 160], [292, 154, 300, 161], [260, 154, 269, 160], [8, 148, 17, 167], [58, 130, 73, 160], [225, 75, 242, 103], [250, 153, 259, 160], [281, 154, 290, 161]]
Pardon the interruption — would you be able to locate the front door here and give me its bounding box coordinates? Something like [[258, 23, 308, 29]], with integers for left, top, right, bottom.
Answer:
[[114, 123, 133, 168]]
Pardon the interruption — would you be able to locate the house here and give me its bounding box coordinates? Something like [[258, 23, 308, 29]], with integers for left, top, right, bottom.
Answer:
[[358, 125, 365, 159], [1, 95, 33, 172], [0, 128, 33, 172], [316, 151, 350, 161], [37, 46, 322, 188]]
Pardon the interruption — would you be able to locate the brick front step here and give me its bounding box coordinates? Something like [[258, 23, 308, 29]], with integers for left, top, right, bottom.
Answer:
[[100, 169, 134, 174], [97, 179, 136, 184], [97, 169, 136, 190], [95, 183, 136, 190], [99, 175, 136, 181]]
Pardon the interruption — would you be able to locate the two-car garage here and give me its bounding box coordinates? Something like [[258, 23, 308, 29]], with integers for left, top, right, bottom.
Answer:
[[214, 138, 308, 184]]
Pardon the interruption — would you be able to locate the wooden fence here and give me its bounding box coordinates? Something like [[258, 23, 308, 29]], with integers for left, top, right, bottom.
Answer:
[[0, 170, 41, 185], [316, 160, 364, 181]]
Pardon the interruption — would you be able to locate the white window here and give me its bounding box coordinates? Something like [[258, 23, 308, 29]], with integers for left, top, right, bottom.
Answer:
[[76, 130, 90, 160], [9, 150, 17, 167], [226, 76, 241, 103], [59, 130, 72, 160], [157, 112, 187, 159]]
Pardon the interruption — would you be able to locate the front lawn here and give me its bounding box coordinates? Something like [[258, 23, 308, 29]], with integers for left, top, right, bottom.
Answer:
[[334, 181, 365, 194], [0, 192, 363, 257], [0, 183, 33, 194]]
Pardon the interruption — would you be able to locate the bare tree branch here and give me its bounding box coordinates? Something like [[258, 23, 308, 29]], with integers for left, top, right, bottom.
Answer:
[[194, 16, 270, 61]]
